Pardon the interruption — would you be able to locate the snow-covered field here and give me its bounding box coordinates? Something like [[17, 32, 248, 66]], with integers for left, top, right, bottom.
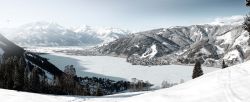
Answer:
[[1, 61, 250, 102], [42, 53, 219, 87], [0, 88, 145, 102]]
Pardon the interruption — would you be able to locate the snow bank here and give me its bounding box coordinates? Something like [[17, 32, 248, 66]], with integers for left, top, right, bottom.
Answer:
[[0, 88, 144, 102], [0, 89, 84, 102], [124, 61, 250, 102]]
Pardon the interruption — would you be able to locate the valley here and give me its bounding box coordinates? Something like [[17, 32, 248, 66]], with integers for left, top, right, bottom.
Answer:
[[41, 52, 219, 88], [0, 0, 249, 101]]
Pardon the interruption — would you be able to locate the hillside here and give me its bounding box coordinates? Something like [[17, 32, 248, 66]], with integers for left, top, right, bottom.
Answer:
[[0, 34, 139, 96], [99, 24, 250, 67]]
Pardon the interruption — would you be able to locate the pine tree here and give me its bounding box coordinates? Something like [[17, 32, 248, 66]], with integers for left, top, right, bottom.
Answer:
[[222, 60, 228, 69], [13, 58, 25, 90], [192, 61, 203, 79], [5, 57, 15, 89], [23, 64, 30, 91], [96, 83, 103, 96], [30, 67, 40, 92], [246, 0, 250, 6]]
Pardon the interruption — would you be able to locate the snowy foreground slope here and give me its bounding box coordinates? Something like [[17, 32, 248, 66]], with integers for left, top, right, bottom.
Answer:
[[124, 61, 250, 102], [1, 61, 250, 102], [0, 88, 145, 102]]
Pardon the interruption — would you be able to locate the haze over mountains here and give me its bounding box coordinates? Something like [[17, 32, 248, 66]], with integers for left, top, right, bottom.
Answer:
[[0, 22, 130, 47]]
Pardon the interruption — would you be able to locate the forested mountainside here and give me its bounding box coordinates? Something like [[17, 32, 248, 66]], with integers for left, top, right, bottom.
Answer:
[[0, 34, 151, 96], [99, 24, 249, 67]]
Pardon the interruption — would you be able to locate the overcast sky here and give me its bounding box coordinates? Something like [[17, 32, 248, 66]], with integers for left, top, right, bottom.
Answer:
[[0, 0, 248, 31]]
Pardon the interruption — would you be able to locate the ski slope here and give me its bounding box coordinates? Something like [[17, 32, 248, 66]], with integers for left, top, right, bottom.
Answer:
[[1, 61, 250, 102]]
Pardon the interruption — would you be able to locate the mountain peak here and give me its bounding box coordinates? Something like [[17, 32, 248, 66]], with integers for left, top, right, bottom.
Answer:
[[0, 22, 130, 46]]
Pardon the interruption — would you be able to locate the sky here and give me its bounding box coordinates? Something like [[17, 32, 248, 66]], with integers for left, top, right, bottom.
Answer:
[[0, 0, 248, 32]]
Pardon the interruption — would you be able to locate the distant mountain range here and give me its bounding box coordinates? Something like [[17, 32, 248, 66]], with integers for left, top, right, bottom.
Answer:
[[0, 22, 130, 47]]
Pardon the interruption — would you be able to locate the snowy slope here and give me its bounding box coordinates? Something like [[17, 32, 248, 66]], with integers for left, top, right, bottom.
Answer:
[[0, 88, 85, 102], [0, 88, 145, 102], [123, 61, 250, 102], [141, 44, 158, 59]]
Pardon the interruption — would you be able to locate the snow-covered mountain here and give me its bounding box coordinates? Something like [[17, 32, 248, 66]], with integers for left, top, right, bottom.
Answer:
[[0, 22, 129, 47], [99, 23, 250, 67]]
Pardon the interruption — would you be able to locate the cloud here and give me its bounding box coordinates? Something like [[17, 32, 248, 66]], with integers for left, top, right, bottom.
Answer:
[[209, 15, 244, 25]]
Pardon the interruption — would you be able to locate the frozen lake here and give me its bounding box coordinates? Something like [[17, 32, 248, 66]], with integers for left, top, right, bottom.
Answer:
[[42, 53, 219, 87]]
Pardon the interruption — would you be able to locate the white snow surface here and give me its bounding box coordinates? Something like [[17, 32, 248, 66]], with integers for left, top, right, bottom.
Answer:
[[223, 49, 243, 63], [1, 61, 250, 102], [123, 61, 250, 102], [141, 44, 158, 59], [0, 88, 145, 102], [42, 53, 218, 88]]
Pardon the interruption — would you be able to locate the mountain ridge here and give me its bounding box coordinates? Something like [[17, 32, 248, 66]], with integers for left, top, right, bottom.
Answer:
[[0, 22, 130, 47], [98, 24, 249, 67]]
